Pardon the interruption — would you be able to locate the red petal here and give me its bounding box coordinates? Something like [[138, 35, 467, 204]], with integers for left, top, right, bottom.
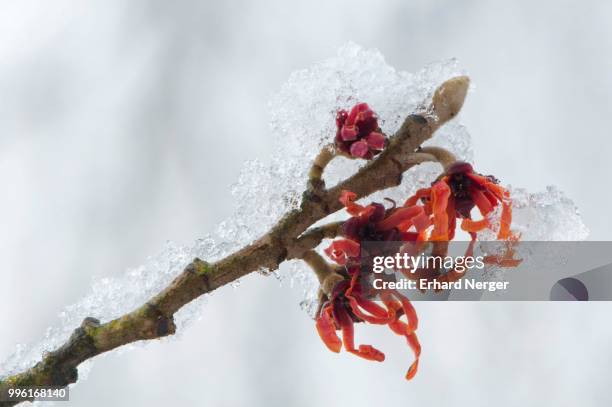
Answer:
[[336, 303, 385, 362], [404, 188, 431, 207], [340, 125, 359, 141], [412, 212, 431, 232], [483, 181, 508, 201], [349, 140, 370, 158], [405, 333, 421, 380], [497, 200, 513, 240], [465, 172, 489, 187], [339, 190, 357, 206], [429, 181, 451, 241], [471, 188, 494, 215], [354, 345, 385, 362], [315, 307, 342, 353], [365, 132, 385, 150], [483, 190, 498, 207], [406, 359, 419, 380], [393, 291, 418, 333], [324, 239, 360, 265], [355, 296, 389, 318], [347, 295, 393, 324], [339, 190, 365, 216], [346, 269, 395, 324], [347, 103, 369, 125], [376, 206, 423, 231], [461, 218, 489, 233]]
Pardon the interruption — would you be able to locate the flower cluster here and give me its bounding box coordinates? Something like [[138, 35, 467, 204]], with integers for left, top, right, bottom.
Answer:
[[335, 103, 386, 159], [316, 267, 421, 380], [316, 162, 515, 380], [319, 191, 429, 380]]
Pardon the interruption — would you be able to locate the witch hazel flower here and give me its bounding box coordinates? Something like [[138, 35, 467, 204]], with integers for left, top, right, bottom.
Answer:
[[324, 191, 431, 265], [405, 161, 515, 241], [335, 103, 387, 159], [315, 267, 421, 380], [318, 191, 427, 380]]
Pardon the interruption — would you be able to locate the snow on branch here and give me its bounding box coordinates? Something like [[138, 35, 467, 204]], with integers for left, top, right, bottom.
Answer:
[[0, 75, 469, 405]]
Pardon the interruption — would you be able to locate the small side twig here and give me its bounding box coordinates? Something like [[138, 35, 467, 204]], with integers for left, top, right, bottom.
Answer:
[[418, 146, 457, 170], [307, 144, 336, 192]]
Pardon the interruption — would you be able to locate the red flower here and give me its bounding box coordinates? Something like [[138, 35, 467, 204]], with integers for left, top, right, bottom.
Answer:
[[335, 103, 387, 159], [318, 168, 517, 381], [405, 161, 514, 241], [315, 268, 421, 380], [324, 191, 431, 265]]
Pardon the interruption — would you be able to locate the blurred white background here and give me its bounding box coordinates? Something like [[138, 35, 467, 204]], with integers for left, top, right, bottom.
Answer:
[[1, 0, 612, 405]]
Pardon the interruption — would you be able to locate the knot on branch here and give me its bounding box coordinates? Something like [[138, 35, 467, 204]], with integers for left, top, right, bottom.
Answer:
[[144, 303, 176, 338]]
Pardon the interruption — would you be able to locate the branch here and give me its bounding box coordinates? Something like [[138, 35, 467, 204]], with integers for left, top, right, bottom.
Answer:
[[308, 143, 336, 191], [0, 76, 469, 406]]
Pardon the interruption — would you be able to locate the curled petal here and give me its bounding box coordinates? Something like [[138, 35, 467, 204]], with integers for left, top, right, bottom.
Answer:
[[430, 181, 451, 241], [347, 295, 393, 324], [482, 181, 509, 202], [315, 307, 342, 353], [471, 188, 495, 215], [497, 200, 513, 240], [461, 218, 489, 233], [383, 297, 421, 381], [412, 212, 431, 232], [388, 318, 409, 336], [465, 172, 490, 187], [339, 190, 357, 206], [334, 303, 358, 356], [376, 206, 424, 231], [392, 291, 418, 333], [339, 190, 365, 216], [381, 296, 405, 334], [483, 189, 499, 208], [324, 239, 360, 265], [354, 296, 389, 318], [354, 345, 385, 362], [404, 188, 431, 207], [335, 303, 385, 362], [405, 333, 421, 380]]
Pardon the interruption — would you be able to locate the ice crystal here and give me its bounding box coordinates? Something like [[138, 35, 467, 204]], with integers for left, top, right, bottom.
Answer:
[[510, 185, 589, 241], [1, 43, 588, 384]]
